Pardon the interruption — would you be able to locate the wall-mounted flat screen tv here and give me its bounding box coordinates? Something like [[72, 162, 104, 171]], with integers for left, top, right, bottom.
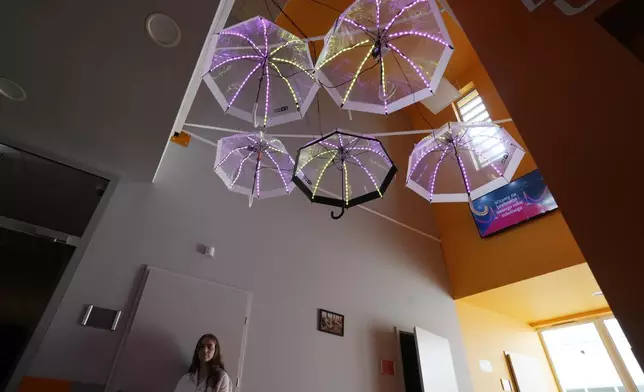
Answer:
[[470, 170, 558, 238]]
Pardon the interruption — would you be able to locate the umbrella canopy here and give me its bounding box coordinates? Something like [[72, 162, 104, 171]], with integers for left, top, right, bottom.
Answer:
[[292, 130, 397, 219], [406, 122, 525, 202], [204, 16, 319, 128], [214, 132, 295, 206], [315, 0, 453, 115]]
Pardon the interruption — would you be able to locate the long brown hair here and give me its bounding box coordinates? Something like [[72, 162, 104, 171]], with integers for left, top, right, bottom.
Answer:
[[188, 334, 226, 389]]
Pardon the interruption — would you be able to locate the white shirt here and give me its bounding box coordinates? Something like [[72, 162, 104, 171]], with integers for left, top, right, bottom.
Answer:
[[173, 372, 234, 392]]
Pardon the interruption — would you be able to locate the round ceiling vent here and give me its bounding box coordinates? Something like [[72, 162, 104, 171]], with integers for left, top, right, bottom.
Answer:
[[146, 13, 181, 48], [0, 78, 27, 101]]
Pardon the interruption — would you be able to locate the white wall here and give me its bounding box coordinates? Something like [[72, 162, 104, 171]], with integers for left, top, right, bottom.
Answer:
[[26, 126, 474, 392]]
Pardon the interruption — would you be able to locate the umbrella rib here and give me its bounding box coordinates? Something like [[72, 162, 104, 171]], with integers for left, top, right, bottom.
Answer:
[[319, 140, 339, 150], [380, 54, 388, 114], [230, 153, 254, 189], [228, 62, 263, 109], [261, 17, 269, 56], [266, 144, 289, 155], [206, 55, 263, 75], [316, 40, 371, 69], [456, 154, 471, 194], [407, 145, 440, 181], [269, 61, 300, 112], [341, 44, 376, 107], [348, 146, 391, 164], [252, 152, 262, 198], [429, 149, 449, 201], [271, 57, 316, 80], [312, 152, 337, 199], [376, 0, 381, 30], [343, 161, 349, 205], [270, 40, 300, 56], [214, 146, 250, 170], [388, 43, 431, 88], [218, 31, 263, 55], [263, 60, 271, 127], [388, 31, 451, 48], [298, 149, 336, 171], [348, 137, 362, 150], [264, 150, 291, 192], [383, 0, 425, 33], [340, 18, 376, 39], [350, 155, 382, 197]]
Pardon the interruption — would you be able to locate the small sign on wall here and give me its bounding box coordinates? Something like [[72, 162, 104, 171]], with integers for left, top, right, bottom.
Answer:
[[381, 360, 396, 375]]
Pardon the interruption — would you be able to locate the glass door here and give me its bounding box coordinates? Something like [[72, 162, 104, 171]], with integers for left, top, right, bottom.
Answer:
[[539, 315, 644, 392]]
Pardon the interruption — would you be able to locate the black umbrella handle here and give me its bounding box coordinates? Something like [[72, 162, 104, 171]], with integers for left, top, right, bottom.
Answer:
[[331, 204, 346, 220]]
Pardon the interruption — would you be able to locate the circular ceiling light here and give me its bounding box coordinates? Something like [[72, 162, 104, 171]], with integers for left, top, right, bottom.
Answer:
[[0, 78, 27, 101], [146, 13, 181, 48]]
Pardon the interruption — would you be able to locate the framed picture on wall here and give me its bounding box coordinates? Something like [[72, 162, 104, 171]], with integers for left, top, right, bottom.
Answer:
[[318, 309, 344, 337]]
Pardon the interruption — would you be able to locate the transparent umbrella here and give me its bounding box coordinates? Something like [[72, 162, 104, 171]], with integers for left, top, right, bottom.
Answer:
[[406, 122, 525, 202], [204, 16, 319, 128], [214, 133, 295, 206], [315, 0, 453, 114], [292, 130, 397, 219]]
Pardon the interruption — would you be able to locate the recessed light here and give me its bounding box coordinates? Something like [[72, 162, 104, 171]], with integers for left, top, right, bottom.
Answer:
[[0, 78, 27, 101], [592, 291, 604, 296], [146, 13, 181, 48]]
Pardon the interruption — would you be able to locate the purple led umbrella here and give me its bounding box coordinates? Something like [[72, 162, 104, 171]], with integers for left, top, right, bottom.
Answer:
[[315, 0, 453, 115], [204, 16, 319, 128], [406, 122, 525, 203], [214, 132, 295, 206], [292, 130, 397, 219]]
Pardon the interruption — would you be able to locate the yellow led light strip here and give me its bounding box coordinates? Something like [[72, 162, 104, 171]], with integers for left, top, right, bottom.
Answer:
[[341, 44, 375, 107], [312, 152, 337, 199], [343, 161, 349, 205], [317, 40, 371, 69], [269, 61, 300, 111], [270, 40, 299, 56], [271, 58, 315, 80], [381, 57, 386, 111], [298, 149, 336, 172]]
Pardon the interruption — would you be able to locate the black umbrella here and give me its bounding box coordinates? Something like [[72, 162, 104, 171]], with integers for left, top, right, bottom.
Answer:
[[292, 130, 397, 219]]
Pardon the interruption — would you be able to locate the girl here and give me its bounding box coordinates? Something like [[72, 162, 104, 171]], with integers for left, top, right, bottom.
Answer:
[[174, 334, 234, 392]]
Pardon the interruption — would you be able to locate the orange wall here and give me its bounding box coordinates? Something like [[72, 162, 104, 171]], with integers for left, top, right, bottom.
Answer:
[[456, 301, 558, 392], [405, 13, 586, 298], [447, 0, 644, 367]]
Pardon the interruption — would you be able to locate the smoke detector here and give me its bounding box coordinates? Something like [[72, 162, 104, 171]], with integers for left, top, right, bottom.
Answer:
[[0, 78, 27, 101], [146, 13, 181, 48]]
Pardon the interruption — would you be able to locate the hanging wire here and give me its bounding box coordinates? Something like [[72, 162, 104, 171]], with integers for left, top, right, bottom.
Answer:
[[305, 0, 344, 14], [263, 0, 276, 21]]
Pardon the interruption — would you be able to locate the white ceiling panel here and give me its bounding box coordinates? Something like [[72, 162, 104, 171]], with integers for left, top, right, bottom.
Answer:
[[0, 0, 222, 180]]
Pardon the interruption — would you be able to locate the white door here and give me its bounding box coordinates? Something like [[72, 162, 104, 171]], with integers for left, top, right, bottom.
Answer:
[[414, 326, 459, 392], [109, 267, 251, 392]]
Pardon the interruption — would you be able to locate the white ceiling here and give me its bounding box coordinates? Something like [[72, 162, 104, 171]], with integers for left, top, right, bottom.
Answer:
[[0, 0, 222, 180]]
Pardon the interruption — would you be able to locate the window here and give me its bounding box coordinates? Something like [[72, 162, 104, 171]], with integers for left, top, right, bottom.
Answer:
[[455, 89, 492, 123], [539, 315, 644, 392], [453, 88, 505, 170]]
